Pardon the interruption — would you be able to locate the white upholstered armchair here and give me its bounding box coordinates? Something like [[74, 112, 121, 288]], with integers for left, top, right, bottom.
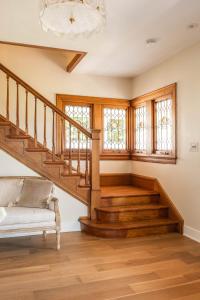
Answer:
[[0, 177, 61, 250]]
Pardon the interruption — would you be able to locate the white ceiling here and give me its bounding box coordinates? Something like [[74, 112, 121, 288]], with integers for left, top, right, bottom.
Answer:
[[1, 0, 200, 78]]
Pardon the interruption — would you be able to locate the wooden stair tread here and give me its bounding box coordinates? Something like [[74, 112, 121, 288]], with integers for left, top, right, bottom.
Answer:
[[96, 204, 169, 213], [25, 147, 49, 152], [0, 121, 10, 126], [80, 218, 179, 230], [7, 134, 30, 139], [101, 185, 159, 198], [44, 160, 65, 165]]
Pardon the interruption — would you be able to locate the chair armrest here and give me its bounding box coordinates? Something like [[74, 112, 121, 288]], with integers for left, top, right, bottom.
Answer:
[[49, 197, 61, 230]]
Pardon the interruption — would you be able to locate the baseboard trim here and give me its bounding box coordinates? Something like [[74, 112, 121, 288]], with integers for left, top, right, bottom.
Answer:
[[184, 225, 200, 243]]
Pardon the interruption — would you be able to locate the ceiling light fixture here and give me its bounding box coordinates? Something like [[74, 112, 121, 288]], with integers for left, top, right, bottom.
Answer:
[[40, 0, 106, 37]]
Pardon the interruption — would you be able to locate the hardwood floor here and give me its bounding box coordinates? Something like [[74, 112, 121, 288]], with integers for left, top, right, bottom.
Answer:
[[0, 232, 199, 300]]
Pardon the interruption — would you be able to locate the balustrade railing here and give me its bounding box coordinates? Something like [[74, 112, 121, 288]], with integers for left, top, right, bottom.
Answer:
[[0, 63, 100, 218]]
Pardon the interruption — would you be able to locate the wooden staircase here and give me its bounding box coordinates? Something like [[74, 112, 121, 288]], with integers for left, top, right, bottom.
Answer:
[[0, 63, 183, 239], [0, 115, 90, 204], [79, 174, 184, 238], [0, 63, 101, 208]]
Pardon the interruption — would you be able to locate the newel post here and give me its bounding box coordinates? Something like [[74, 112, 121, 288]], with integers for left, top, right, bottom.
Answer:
[[90, 129, 101, 220]]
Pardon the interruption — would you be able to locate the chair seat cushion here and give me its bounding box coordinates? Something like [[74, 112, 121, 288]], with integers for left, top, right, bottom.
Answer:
[[0, 222, 56, 231], [0, 207, 55, 226]]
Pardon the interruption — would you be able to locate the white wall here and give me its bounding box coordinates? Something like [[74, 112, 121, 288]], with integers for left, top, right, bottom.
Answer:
[[131, 41, 200, 240]]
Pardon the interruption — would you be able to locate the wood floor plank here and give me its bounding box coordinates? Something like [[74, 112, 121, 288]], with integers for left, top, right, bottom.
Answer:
[[0, 232, 199, 300]]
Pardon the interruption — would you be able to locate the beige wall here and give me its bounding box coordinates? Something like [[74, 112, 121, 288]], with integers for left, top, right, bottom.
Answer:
[[0, 44, 132, 101], [131, 41, 200, 235]]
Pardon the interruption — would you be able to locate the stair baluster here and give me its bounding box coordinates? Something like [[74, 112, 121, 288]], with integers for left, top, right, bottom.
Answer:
[[52, 111, 55, 161], [43, 104, 47, 148], [85, 136, 89, 185], [16, 83, 19, 135], [34, 96, 37, 147], [6, 75, 9, 120], [77, 130, 81, 174], [68, 123, 72, 174], [60, 117, 65, 160], [25, 90, 28, 135]]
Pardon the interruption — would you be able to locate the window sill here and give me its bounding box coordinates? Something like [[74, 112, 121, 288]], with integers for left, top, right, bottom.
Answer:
[[63, 150, 176, 163], [63, 150, 131, 160], [131, 153, 177, 164], [100, 151, 131, 160]]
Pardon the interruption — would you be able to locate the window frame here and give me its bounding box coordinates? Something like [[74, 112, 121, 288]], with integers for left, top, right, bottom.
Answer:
[[131, 83, 177, 164], [56, 94, 130, 160], [56, 84, 177, 164], [64, 102, 93, 150], [133, 102, 147, 154], [102, 104, 129, 153]]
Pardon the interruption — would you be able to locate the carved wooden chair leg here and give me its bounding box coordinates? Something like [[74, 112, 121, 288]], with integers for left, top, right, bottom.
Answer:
[[43, 230, 47, 241], [56, 230, 60, 251]]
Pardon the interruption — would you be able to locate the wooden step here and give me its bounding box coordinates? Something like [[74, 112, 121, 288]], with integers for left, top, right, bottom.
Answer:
[[61, 172, 80, 178], [0, 121, 10, 126], [101, 186, 158, 198], [100, 186, 160, 207], [101, 194, 160, 207], [95, 204, 169, 223], [43, 160, 65, 165], [6, 134, 30, 140], [25, 147, 49, 153], [79, 218, 179, 238]]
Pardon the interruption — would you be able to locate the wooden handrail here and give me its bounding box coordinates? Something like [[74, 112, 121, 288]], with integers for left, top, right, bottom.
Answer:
[[0, 63, 92, 139]]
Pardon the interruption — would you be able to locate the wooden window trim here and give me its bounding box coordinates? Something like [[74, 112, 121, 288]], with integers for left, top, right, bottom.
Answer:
[[56, 84, 177, 164], [130, 83, 177, 164], [133, 102, 147, 155], [101, 104, 129, 155], [56, 94, 130, 160]]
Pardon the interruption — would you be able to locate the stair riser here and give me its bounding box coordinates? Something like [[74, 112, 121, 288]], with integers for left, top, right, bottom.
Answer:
[[80, 223, 178, 239], [100, 195, 160, 207], [96, 208, 169, 223]]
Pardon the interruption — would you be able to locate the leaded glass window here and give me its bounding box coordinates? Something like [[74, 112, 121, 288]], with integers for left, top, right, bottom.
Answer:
[[134, 106, 147, 152], [65, 105, 91, 149], [155, 99, 172, 152], [103, 107, 127, 150]]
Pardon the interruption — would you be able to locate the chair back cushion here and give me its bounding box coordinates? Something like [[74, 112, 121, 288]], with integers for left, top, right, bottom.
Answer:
[[0, 178, 24, 207], [16, 178, 53, 208]]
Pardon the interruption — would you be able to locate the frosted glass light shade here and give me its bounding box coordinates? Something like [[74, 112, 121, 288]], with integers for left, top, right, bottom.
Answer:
[[40, 0, 106, 37]]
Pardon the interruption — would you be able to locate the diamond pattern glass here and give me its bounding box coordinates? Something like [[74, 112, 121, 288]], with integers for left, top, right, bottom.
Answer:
[[103, 108, 126, 150], [155, 99, 172, 152], [135, 106, 147, 152], [65, 105, 91, 149]]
